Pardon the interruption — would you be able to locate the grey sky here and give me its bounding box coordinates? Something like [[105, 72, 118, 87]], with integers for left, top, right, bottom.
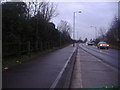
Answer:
[[1, 0, 118, 40], [50, 1, 118, 40]]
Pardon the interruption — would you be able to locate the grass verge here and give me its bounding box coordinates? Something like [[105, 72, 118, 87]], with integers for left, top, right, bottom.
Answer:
[[110, 45, 120, 50], [3, 44, 70, 70]]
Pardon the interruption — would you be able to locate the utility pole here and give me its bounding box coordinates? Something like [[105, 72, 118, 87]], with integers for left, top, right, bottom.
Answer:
[[90, 26, 97, 39]]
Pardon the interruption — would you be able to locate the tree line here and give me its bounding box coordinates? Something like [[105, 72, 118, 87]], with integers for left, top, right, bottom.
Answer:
[[2, 2, 72, 58], [95, 16, 120, 48]]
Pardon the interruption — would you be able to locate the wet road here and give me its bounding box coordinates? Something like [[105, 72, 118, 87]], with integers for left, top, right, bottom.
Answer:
[[79, 44, 119, 71], [3, 45, 75, 88], [71, 47, 118, 88]]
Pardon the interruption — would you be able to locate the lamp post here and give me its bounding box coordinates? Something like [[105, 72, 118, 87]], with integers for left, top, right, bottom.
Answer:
[[90, 26, 97, 40], [73, 11, 81, 47]]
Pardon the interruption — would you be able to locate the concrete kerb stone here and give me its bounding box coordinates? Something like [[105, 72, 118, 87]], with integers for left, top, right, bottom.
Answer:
[[50, 47, 77, 89], [70, 48, 83, 88]]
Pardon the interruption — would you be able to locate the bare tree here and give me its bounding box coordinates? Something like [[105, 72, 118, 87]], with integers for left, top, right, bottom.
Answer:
[[26, 0, 58, 21], [99, 27, 106, 41], [105, 16, 118, 44], [57, 20, 72, 36]]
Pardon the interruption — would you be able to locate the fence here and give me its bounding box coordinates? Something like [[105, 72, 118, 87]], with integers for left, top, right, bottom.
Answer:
[[3, 41, 60, 58]]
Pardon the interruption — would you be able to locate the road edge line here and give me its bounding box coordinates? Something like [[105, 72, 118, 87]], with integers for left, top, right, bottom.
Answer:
[[50, 47, 77, 89], [79, 44, 118, 72]]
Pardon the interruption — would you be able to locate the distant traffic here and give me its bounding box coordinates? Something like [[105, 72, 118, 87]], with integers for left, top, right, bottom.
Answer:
[[86, 40, 109, 49]]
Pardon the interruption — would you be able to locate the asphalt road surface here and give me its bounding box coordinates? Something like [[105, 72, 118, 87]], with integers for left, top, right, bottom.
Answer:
[[79, 44, 119, 71], [71, 44, 119, 88], [3, 45, 75, 88]]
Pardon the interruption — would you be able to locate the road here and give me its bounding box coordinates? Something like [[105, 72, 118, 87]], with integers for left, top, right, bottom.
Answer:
[[71, 43, 119, 88], [79, 44, 119, 71], [2, 43, 119, 88], [3, 45, 75, 88]]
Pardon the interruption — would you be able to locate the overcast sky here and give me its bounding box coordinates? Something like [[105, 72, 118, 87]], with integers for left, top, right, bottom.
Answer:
[[1, 0, 118, 41], [50, 1, 118, 40]]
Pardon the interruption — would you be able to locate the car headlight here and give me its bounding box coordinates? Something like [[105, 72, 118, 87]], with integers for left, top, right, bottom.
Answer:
[[107, 45, 109, 46]]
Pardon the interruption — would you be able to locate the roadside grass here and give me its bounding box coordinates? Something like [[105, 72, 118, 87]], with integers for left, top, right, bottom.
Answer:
[[3, 44, 70, 70], [94, 85, 120, 88], [110, 45, 120, 50]]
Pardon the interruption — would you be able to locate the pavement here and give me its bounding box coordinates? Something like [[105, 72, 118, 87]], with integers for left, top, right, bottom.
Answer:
[[80, 44, 119, 70], [70, 47, 119, 88], [3, 45, 75, 88]]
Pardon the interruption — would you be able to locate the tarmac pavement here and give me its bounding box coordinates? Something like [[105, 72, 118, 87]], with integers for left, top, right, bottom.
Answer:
[[70, 47, 118, 88], [3, 45, 75, 88]]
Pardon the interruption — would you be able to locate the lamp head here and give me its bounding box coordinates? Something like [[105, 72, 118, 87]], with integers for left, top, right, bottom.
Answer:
[[78, 11, 82, 13]]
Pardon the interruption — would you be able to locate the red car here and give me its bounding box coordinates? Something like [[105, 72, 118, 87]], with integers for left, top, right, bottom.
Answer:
[[97, 41, 109, 49]]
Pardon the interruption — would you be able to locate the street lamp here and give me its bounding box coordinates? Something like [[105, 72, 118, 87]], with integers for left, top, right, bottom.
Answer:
[[90, 26, 97, 40], [73, 11, 81, 47]]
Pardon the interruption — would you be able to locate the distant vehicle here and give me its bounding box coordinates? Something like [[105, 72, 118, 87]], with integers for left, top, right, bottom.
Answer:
[[87, 41, 94, 46], [97, 41, 109, 49]]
